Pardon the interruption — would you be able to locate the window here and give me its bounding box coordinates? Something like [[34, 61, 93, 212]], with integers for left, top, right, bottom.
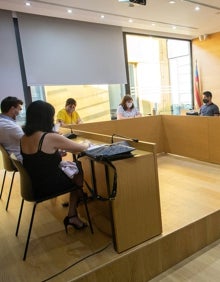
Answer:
[[125, 34, 192, 115]]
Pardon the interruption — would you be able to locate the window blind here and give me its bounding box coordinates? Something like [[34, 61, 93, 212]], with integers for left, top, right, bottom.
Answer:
[[17, 13, 127, 86], [0, 10, 24, 101]]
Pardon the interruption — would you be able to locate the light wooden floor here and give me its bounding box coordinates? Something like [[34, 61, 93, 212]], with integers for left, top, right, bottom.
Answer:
[[0, 153, 220, 282], [150, 154, 220, 281]]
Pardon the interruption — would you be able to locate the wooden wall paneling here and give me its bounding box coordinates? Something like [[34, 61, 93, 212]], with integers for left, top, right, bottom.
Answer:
[[74, 119, 118, 136], [74, 131, 113, 144], [192, 32, 220, 108], [75, 116, 164, 153], [72, 115, 220, 165], [208, 117, 220, 163], [162, 115, 209, 161], [114, 116, 164, 153]]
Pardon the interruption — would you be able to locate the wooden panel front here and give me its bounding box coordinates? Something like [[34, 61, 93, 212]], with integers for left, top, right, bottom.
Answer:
[[162, 115, 210, 162], [111, 153, 162, 252], [66, 115, 220, 165], [80, 148, 162, 253], [208, 118, 220, 163], [162, 115, 220, 164], [74, 115, 164, 153]]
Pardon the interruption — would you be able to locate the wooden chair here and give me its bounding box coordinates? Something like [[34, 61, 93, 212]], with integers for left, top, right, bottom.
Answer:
[[0, 144, 17, 211], [10, 154, 93, 261]]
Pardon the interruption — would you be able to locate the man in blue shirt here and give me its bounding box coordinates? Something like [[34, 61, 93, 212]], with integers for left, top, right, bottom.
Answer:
[[199, 91, 220, 116], [0, 96, 24, 161]]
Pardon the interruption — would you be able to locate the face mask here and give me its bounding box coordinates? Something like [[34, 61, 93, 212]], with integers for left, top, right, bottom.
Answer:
[[126, 102, 133, 108], [203, 98, 209, 104]]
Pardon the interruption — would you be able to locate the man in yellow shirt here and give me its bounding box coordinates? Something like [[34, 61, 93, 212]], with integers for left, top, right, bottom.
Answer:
[[57, 98, 82, 127]]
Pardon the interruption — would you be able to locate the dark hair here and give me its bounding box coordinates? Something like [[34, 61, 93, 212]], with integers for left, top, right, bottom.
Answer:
[[23, 100, 55, 136], [65, 98, 76, 106], [1, 96, 23, 113], [203, 91, 212, 98], [120, 95, 134, 111]]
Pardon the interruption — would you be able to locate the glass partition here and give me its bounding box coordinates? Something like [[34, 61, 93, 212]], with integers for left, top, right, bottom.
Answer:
[[31, 84, 126, 123]]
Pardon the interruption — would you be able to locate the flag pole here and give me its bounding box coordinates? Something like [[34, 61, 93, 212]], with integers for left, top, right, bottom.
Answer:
[[194, 60, 202, 109]]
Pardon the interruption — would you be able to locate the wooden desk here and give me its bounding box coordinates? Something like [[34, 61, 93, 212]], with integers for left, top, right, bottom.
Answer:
[[70, 131, 163, 252]]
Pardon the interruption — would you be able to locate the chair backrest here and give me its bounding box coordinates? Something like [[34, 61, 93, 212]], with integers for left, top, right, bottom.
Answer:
[[10, 154, 35, 202], [0, 144, 17, 172]]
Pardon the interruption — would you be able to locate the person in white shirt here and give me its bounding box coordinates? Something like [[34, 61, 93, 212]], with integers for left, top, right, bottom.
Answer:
[[117, 94, 142, 120], [0, 96, 24, 161]]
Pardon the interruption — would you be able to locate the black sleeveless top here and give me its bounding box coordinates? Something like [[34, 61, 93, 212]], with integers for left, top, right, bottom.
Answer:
[[21, 132, 73, 198]]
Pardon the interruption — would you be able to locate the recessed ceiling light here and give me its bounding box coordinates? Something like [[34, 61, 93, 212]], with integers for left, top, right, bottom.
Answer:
[[128, 19, 133, 23], [195, 6, 200, 11], [67, 9, 72, 14], [25, 2, 31, 6], [100, 15, 105, 19], [169, 1, 176, 4], [172, 25, 177, 29]]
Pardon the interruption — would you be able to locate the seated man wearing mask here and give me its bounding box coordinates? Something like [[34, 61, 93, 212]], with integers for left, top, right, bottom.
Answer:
[[199, 91, 220, 116], [57, 98, 83, 127]]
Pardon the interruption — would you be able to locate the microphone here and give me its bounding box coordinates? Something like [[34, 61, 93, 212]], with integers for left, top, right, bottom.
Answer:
[[111, 133, 139, 144]]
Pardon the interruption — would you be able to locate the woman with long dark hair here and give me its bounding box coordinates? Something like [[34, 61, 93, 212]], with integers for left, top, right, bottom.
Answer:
[[21, 100, 90, 230]]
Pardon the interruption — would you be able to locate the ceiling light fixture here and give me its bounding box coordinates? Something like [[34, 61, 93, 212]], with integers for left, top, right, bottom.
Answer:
[[199, 34, 208, 41], [129, 0, 146, 5], [183, 0, 220, 12], [25, 2, 31, 6], [23, 0, 197, 34], [118, 0, 146, 5], [67, 9, 72, 13], [169, 1, 176, 4]]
